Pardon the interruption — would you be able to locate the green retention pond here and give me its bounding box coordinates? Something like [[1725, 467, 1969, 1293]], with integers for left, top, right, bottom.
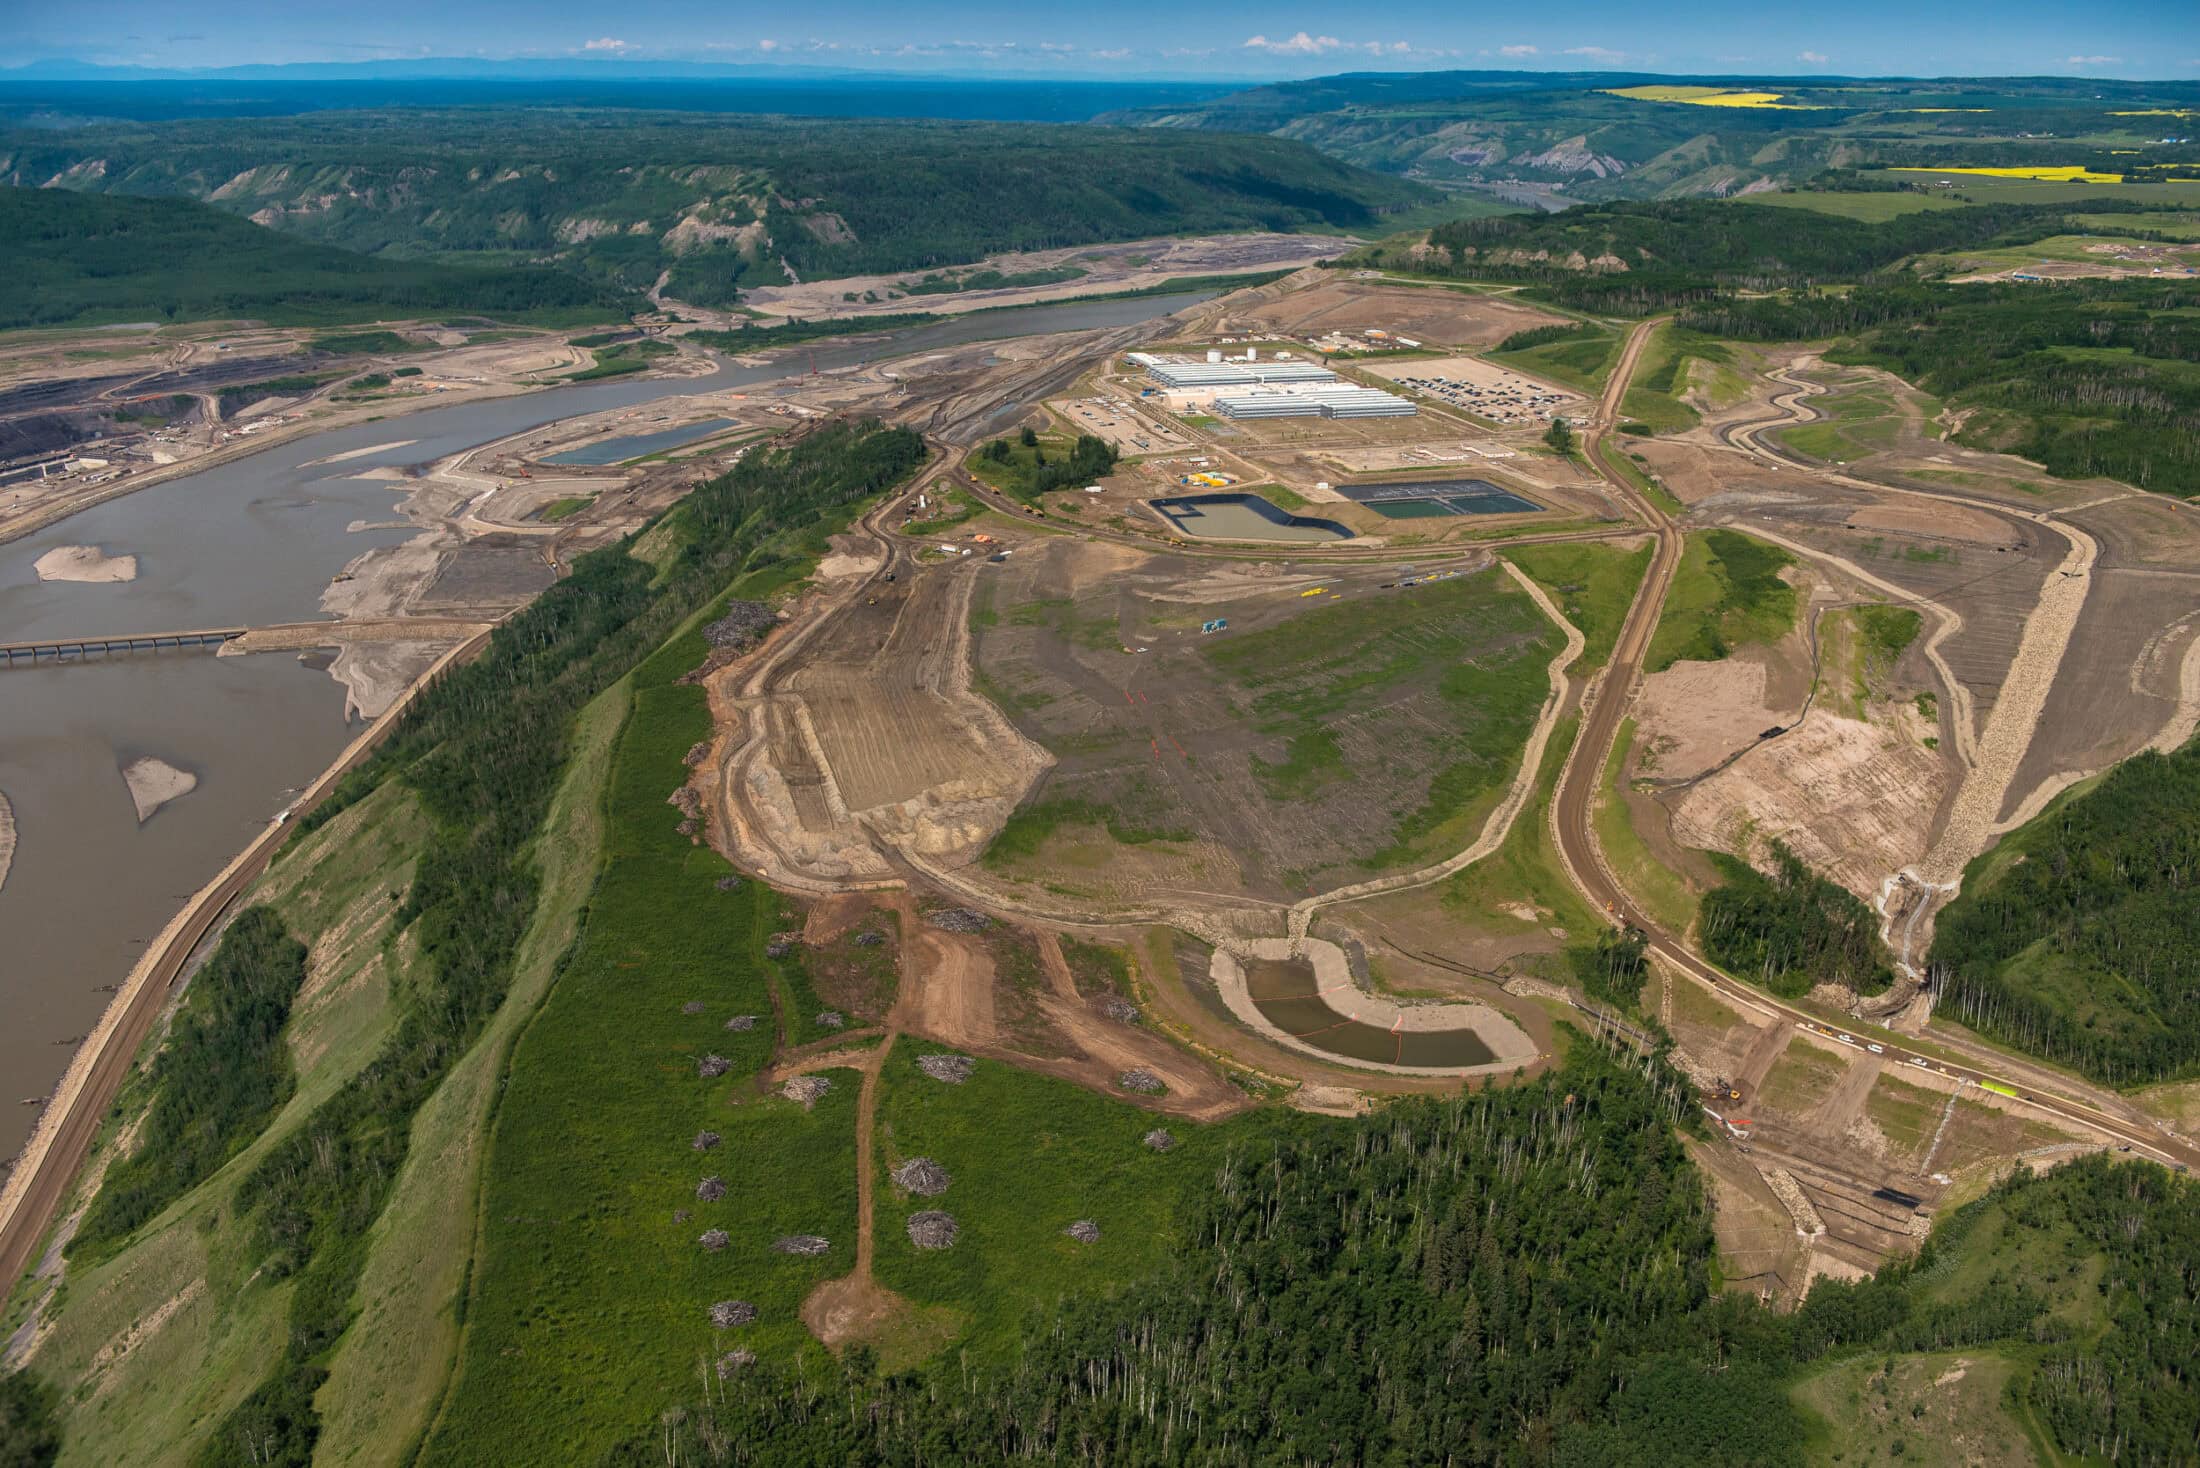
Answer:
[[1245, 958, 1496, 1068]]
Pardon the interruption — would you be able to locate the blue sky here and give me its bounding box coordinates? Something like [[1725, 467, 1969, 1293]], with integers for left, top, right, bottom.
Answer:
[[10, 0, 2200, 80]]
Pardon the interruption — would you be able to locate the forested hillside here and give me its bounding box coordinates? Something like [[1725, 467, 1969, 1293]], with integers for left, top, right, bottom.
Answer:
[[1685, 278, 2200, 496], [1104, 71, 2200, 202], [1930, 739, 2200, 1086], [0, 187, 630, 328], [608, 1066, 2198, 1467], [1, 112, 1431, 307]]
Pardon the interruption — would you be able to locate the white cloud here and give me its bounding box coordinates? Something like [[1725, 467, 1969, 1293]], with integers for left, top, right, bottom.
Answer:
[[1500, 44, 1539, 58], [2064, 55, 2122, 64], [1092, 48, 1132, 60], [1244, 32, 1344, 55], [1564, 46, 1626, 63], [758, 38, 779, 51], [580, 36, 627, 52], [1038, 42, 1075, 53], [1797, 50, 1827, 63]]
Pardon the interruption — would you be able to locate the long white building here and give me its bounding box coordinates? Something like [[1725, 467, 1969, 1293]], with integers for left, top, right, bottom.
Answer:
[[1145, 361, 1340, 390]]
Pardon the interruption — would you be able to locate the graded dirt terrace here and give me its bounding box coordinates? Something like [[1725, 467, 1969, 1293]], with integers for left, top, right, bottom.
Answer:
[[967, 540, 1562, 905]]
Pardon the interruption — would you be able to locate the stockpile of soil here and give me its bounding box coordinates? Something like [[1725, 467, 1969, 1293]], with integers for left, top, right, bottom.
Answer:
[[715, 875, 745, 892], [1143, 1129, 1176, 1152], [709, 1300, 757, 1329], [782, 1076, 831, 1106], [1100, 996, 1141, 1025], [697, 1177, 726, 1202], [766, 937, 798, 958], [681, 1000, 707, 1015], [1065, 1220, 1101, 1244], [892, 1158, 951, 1196], [725, 1014, 759, 1032], [685, 741, 711, 767], [699, 1229, 730, 1252], [698, 1054, 731, 1079], [816, 1011, 845, 1030], [907, 1211, 959, 1250], [1116, 1068, 1165, 1094], [693, 1131, 722, 1151], [917, 1053, 976, 1084], [773, 1235, 831, 1256], [926, 908, 993, 933], [853, 930, 886, 947], [715, 1349, 756, 1379]]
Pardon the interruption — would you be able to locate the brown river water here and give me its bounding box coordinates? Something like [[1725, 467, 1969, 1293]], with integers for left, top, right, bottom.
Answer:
[[0, 291, 1214, 1164]]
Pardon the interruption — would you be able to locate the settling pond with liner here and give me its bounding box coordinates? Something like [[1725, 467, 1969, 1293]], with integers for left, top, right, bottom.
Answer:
[[1245, 958, 1497, 1068], [1149, 492, 1353, 543], [1339, 477, 1541, 519]]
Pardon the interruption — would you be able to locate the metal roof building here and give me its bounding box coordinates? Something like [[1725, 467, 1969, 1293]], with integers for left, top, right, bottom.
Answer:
[[1213, 386, 1417, 420], [1146, 361, 1339, 389]]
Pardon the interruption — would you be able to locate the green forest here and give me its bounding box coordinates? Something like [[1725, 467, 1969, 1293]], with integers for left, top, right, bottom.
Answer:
[[120, 421, 927, 1466], [1686, 278, 2200, 496], [0, 187, 629, 329], [599, 1057, 2197, 1467], [1699, 843, 1895, 998], [1930, 739, 2200, 1086], [2, 112, 1430, 307]]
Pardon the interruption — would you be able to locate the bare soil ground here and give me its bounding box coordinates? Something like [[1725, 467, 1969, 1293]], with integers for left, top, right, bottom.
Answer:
[[1220, 280, 1565, 351], [735, 234, 1356, 322], [968, 540, 1557, 903]]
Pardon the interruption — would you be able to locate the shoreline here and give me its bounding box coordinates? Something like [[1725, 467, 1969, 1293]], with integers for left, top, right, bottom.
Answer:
[[0, 629, 495, 1298]]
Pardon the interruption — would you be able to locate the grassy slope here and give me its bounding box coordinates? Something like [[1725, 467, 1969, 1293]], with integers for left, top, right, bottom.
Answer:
[[420, 585, 854, 1465], [1788, 1180, 2119, 1466], [1503, 540, 1652, 674], [1595, 716, 1701, 936], [1619, 325, 1742, 434], [872, 1044, 1272, 1362], [1440, 712, 1603, 947], [1488, 326, 1622, 396], [26, 786, 424, 1468], [309, 680, 627, 1466], [1646, 528, 1798, 672]]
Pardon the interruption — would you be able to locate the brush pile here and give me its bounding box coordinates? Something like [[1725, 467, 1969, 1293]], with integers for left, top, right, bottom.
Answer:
[[917, 1053, 976, 1084], [892, 1157, 951, 1196], [906, 1211, 959, 1250]]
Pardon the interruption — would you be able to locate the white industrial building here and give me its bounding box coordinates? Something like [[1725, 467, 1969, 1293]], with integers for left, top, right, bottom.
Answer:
[[1144, 361, 1340, 390], [1213, 386, 1417, 420]]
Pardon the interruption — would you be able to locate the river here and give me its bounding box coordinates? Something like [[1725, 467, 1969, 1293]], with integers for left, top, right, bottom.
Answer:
[[0, 289, 1211, 1161]]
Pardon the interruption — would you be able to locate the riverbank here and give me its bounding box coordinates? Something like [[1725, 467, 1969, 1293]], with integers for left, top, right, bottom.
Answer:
[[0, 629, 493, 1302]]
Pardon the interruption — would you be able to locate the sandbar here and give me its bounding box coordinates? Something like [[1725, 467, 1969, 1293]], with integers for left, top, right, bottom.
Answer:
[[0, 790, 14, 895], [33, 545, 139, 583], [121, 757, 198, 824]]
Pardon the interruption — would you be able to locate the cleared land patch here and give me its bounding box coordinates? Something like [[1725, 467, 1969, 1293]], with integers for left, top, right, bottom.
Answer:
[[1647, 529, 1799, 672], [972, 544, 1561, 901], [872, 1043, 1269, 1360], [424, 636, 854, 1464]]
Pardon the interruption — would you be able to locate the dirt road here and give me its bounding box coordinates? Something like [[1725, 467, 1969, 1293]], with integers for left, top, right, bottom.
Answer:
[[1548, 325, 2200, 1174]]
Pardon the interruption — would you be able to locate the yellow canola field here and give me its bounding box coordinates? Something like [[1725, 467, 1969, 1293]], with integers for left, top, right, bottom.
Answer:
[[1890, 165, 2125, 183], [1602, 85, 1822, 110]]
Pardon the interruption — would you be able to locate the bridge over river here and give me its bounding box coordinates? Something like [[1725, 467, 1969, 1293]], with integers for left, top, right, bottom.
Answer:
[[0, 617, 495, 667]]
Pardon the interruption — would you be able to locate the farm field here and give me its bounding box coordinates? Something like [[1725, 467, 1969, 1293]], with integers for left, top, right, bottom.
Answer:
[[971, 541, 1563, 902]]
